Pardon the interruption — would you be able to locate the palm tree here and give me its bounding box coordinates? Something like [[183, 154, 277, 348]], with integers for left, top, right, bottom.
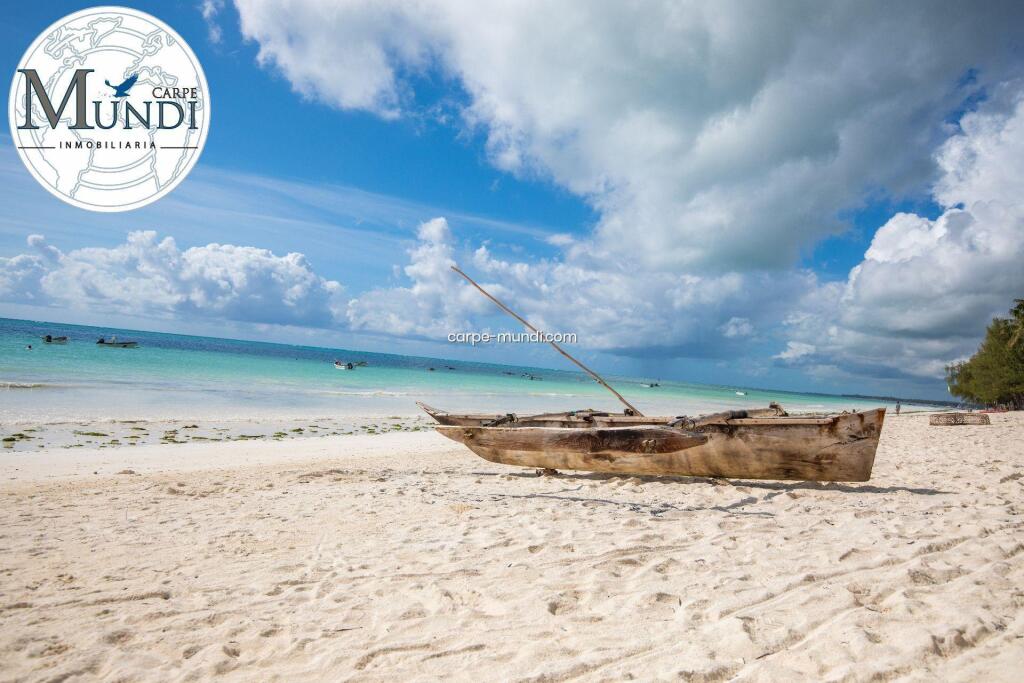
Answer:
[[1010, 298, 1024, 349]]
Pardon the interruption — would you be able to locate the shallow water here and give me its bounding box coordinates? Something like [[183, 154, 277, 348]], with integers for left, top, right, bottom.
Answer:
[[1, 317, 936, 424]]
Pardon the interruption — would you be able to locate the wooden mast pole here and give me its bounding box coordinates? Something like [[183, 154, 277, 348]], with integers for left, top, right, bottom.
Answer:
[[450, 265, 644, 416]]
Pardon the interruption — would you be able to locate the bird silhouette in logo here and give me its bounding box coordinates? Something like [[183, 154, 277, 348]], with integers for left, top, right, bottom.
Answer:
[[105, 73, 139, 98]]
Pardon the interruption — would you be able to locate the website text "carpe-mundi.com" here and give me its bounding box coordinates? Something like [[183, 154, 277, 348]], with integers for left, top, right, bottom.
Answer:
[[447, 331, 578, 346]]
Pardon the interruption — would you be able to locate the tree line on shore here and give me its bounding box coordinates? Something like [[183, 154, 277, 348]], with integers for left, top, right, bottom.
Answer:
[[945, 299, 1024, 410]]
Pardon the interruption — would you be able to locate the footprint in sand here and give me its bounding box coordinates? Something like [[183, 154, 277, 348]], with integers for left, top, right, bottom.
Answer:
[[547, 590, 581, 615], [653, 557, 681, 574], [400, 606, 428, 620], [102, 629, 133, 645], [651, 591, 681, 606]]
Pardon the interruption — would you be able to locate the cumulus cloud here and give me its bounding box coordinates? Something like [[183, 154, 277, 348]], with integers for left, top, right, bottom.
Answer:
[[347, 217, 491, 337], [230, 0, 1024, 391], [346, 217, 814, 358], [343, 85, 1024, 385], [233, 0, 1024, 270], [0, 231, 346, 327], [0, 253, 48, 304], [235, 1, 437, 118], [780, 88, 1024, 379]]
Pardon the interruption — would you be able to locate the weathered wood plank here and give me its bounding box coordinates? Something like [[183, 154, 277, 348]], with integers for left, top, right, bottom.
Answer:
[[419, 402, 792, 428]]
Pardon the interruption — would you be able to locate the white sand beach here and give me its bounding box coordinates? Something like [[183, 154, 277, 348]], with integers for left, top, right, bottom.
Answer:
[[1, 412, 1022, 681]]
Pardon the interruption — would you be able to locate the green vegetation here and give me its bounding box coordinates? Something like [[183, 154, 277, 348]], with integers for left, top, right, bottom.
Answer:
[[946, 299, 1024, 409]]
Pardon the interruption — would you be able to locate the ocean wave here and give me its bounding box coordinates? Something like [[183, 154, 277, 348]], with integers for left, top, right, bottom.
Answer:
[[1, 381, 51, 389], [308, 389, 418, 397]]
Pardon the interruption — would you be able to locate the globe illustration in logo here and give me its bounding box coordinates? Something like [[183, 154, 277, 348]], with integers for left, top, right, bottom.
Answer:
[[8, 7, 210, 212]]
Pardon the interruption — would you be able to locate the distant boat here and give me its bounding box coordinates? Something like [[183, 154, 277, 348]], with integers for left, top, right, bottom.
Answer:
[[41, 335, 68, 344], [96, 336, 138, 348], [735, 391, 747, 396], [334, 360, 367, 370], [644, 381, 660, 388]]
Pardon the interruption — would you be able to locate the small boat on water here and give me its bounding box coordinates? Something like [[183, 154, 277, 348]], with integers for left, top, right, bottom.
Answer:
[[421, 402, 884, 482], [334, 360, 367, 370], [41, 335, 68, 344], [96, 336, 138, 348]]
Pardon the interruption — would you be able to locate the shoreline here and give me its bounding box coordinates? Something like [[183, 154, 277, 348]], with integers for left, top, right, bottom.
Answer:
[[0, 414, 432, 453], [1, 404, 940, 453]]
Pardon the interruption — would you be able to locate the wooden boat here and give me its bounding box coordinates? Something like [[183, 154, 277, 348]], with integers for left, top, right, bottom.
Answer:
[[96, 337, 138, 348], [427, 267, 885, 483], [41, 335, 68, 344], [422, 402, 884, 482]]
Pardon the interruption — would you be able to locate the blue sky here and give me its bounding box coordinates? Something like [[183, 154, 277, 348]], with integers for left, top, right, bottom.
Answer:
[[0, 1, 591, 287], [2, 1, 1023, 401]]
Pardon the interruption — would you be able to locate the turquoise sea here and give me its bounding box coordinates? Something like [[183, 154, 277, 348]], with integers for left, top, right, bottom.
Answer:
[[0, 318, 945, 424]]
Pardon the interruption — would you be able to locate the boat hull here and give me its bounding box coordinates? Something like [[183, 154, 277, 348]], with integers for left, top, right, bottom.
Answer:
[[435, 408, 884, 482]]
